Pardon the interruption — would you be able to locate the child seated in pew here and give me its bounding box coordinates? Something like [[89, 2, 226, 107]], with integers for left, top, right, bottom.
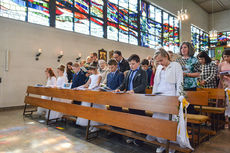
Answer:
[[76, 63, 106, 132], [37, 68, 57, 116], [146, 48, 183, 153]]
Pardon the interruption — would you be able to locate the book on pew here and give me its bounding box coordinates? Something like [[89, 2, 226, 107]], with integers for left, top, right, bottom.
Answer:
[[220, 70, 230, 75], [145, 92, 163, 96]]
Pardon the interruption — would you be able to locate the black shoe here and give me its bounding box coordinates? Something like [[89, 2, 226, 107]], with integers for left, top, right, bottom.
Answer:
[[133, 139, 143, 147]]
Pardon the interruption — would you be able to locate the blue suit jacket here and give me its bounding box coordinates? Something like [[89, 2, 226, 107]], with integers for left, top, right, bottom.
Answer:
[[146, 68, 153, 86], [107, 70, 124, 90], [71, 70, 87, 89]]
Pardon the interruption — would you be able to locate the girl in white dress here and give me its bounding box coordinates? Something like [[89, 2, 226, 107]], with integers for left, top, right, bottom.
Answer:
[[37, 68, 57, 115], [76, 64, 106, 131], [47, 65, 69, 120], [146, 48, 183, 153]]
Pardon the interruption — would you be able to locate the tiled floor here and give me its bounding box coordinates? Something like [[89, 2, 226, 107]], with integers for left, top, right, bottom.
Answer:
[[0, 108, 230, 153]]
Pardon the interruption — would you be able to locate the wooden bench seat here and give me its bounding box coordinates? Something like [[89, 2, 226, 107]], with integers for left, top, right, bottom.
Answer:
[[195, 88, 226, 131], [187, 114, 209, 124], [24, 86, 192, 153], [194, 106, 225, 114]]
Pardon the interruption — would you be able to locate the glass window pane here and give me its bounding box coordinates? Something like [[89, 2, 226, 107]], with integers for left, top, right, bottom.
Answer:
[[119, 25, 128, 43], [149, 5, 155, 20], [90, 17, 103, 38], [119, 0, 128, 9], [56, 7, 73, 31], [129, 0, 138, 13], [74, 12, 89, 35], [75, 0, 89, 14], [28, 0, 50, 26], [0, 0, 27, 21], [163, 12, 168, 25], [107, 22, 118, 41], [107, 1, 118, 23], [129, 11, 138, 30], [140, 16, 147, 32], [155, 8, 161, 23], [56, 0, 73, 9], [119, 7, 128, 27], [141, 32, 149, 48], [90, 0, 103, 18], [169, 15, 173, 26], [129, 29, 138, 45], [140, 1, 147, 17], [109, 0, 118, 5]]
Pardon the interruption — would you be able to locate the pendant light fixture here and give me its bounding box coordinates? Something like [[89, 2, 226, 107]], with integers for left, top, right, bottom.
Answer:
[[209, 0, 217, 38], [177, 0, 188, 21]]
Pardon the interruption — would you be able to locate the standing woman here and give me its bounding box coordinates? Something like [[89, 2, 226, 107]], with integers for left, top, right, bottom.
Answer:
[[218, 49, 230, 128], [66, 62, 74, 83], [146, 48, 183, 153], [197, 52, 217, 88], [176, 42, 200, 114], [37, 68, 57, 115]]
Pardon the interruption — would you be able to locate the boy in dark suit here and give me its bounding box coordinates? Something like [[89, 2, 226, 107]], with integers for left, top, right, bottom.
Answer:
[[71, 63, 87, 89], [107, 59, 124, 111], [71, 63, 87, 105], [115, 54, 148, 146], [141, 59, 152, 86], [116, 54, 147, 95]]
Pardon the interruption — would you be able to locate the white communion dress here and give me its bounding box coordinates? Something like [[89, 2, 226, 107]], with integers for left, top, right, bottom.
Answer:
[[146, 70, 177, 144], [37, 76, 56, 115], [46, 75, 70, 120], [76, 74, 106, 126]]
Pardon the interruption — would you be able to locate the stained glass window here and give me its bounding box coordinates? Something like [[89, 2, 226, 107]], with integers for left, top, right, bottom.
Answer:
[[74, 0, 89, 14], [56, 0, 74, 31], [74, 12, 89, 35], [107, 21, 118, 41], [90, 17, 103, 37], [0, 0, 180, 50], [28, 0, 49, 26], [107, 1, 118, 23], [90, 0, 103, 18], [191, 25, 209, 53], [0, 0, 27, 21]]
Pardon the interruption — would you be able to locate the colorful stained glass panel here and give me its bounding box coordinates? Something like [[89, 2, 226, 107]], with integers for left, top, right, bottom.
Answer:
[[56, 7, 73, 31], [90, 0, 103, 18], [107, 2, 118, 23], [0, 0, 27, 21], [28, 0, 50, 26], [90, 17, 103, 37], [74, 12, 89, 35], [75, 0, 89, 14], [119, 25, 128, 43], [129, 30, 138, 45], [107, 22, 118, 41]]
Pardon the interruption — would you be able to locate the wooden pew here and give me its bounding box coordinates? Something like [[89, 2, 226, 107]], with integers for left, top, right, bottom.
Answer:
[[194, 88, 226, 131], [24, 86, 192, 153], [185, 91, 210, 146]]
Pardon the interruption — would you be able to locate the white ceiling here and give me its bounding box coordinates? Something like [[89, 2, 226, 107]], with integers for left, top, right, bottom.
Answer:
[[192, 0, 230, 13]]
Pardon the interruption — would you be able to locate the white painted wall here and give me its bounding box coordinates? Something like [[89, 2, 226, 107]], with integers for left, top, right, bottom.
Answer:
[[149, 0, 210, 40], [209, 9, 230, 32], [0, 17, 155, 108]]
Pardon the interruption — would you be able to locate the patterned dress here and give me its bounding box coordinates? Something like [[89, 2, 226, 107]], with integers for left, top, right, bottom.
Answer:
[[199, 62, 217, 88], [176, 57, 200, 89]]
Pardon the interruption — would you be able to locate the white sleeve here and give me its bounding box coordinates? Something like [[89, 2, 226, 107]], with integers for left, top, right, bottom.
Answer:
[[175, 63, 183, 96], [51, 77, 57, 87], [152, 66, 161, 94]]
